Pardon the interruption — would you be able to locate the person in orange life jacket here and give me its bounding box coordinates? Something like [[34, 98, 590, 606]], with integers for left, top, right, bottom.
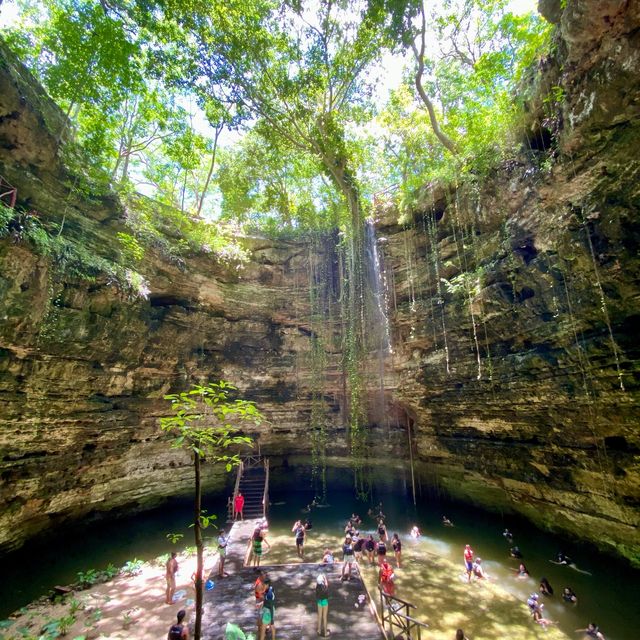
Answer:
[[379, 559, 395, 596]]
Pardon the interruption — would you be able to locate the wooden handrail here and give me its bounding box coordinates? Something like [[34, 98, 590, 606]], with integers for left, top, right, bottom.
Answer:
[[378, 586, 428, 639], [262, 457, 269, 518], [228, 459, 244, 522]]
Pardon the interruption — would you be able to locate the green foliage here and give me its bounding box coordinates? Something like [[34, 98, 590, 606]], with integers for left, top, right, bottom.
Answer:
[[121, 559, 143, 576], [188, 510, 217, 530], [117, 232, 145, 263], [40, 613, 76, 637], [166, 532, 184, 544], [161, 381, 261, 462], [76, 569, 99, 589]]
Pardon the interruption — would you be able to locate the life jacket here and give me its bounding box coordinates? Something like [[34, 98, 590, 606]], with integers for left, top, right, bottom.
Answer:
[[168, 623, 184, 640], [255, 578, 265, 600], [381, 564, 394, 581]]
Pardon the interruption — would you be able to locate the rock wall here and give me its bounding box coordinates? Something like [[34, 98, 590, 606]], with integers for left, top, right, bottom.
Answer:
[[1, 0, 639, 563]]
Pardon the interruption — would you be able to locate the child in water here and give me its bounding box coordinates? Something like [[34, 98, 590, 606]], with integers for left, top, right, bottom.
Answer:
[[410, 525, 420, 538]]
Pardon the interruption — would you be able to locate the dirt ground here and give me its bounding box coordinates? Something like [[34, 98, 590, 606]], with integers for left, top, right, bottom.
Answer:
[[0, 549, 218, 640]]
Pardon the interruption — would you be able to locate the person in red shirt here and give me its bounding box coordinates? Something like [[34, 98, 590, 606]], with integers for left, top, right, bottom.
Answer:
[[463, 545, 474, 582], [234, 493, 245, 520]]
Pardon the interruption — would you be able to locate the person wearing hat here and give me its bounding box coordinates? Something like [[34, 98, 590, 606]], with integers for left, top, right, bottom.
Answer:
[[315, 572, 330, 637], [463, 545, 474, 582]]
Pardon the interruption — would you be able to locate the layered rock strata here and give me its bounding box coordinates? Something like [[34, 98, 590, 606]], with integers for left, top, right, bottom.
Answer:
[[0, 0, 639, 563]]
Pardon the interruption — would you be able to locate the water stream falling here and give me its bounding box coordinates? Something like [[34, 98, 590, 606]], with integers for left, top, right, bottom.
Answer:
[[364, 218, 392, 356]]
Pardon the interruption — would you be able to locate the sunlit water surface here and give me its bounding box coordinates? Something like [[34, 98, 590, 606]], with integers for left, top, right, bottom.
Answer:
[[0, 487, 638, 640]]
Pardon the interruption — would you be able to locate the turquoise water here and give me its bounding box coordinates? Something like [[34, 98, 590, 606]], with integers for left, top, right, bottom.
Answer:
[[266, 487, 639, 640], [0, 486, 638, 639]]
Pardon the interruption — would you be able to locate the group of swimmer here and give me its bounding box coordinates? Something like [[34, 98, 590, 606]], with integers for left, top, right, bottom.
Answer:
[[166, 502, 609, 640], [463, 527, 604, 638]]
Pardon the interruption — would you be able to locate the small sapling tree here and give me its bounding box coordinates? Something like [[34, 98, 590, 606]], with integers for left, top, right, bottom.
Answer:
[[161, 381, 262, 640]]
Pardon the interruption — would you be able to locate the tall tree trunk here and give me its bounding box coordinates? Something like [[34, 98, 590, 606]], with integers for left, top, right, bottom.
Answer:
[[410, 1, 458, 155], [196, 125, 222, 217], [194, 453, 203, 640]]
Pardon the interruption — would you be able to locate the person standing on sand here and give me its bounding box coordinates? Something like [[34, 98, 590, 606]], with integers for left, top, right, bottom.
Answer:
[[234, 493, 245, 520], [166, 552, 179, 604], [315, 573, 330, 637], [168, 609, 189, 639], [218, 529, 229, 578]]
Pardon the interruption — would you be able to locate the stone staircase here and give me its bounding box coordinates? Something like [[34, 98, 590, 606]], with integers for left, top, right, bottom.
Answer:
[[238, 465, 266, 520]]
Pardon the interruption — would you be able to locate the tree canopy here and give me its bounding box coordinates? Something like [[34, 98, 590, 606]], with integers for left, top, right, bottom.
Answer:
[[1, 0, 552, 234]]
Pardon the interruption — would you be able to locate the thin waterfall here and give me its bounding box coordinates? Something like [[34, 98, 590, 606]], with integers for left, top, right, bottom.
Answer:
[[364, 218, 392, 355], [364, 218, 392, 435]]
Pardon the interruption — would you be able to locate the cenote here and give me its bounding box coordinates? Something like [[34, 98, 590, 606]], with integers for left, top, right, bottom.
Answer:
[[1, 0, 639, 639], [1, 478, 639, 640]]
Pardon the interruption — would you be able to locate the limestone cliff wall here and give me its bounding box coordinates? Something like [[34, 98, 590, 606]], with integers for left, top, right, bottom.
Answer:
[[1, 0, 639, 563]]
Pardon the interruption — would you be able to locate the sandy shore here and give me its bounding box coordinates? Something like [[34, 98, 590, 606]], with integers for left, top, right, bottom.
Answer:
[[0, 549, 216, 640], [0, 529, 572, 640]]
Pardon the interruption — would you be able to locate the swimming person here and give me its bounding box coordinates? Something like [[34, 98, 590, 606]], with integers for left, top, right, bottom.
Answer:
[[515, 562, 530, 578], [503, 528, 513, 542], [527, 593, 542, 621], [576, 623, 606, 639], [410, 525, 421, 538], [463, 545, 474, 582], [562, 586, 578, 603], [442, 516, 454, 527], [539, 577, 553, 595], [510, 545, 523, 558], [551, 551, 592, 575], [472, 558, 487, 580], [315, 573, 330, 637]]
